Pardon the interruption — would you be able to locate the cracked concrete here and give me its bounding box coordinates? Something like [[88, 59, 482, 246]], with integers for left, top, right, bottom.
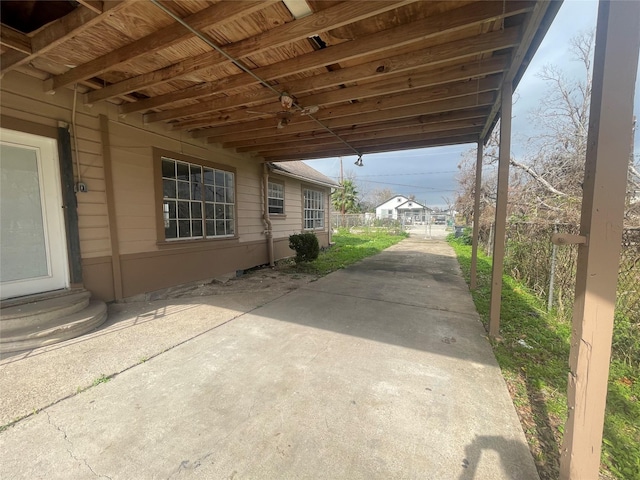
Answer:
[[0, 237, 538, 479]]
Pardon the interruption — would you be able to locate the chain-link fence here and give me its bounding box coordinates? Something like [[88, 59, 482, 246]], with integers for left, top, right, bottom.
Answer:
[[330, 213, 407, 231], [618, 228, 640, 321], [475, 222, 639, 366], [480, 222, 639, 325]]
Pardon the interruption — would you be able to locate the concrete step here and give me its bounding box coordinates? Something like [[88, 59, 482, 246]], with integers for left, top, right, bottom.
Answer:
[[1, 289, 91, 331], [0, 300, 108, 353]]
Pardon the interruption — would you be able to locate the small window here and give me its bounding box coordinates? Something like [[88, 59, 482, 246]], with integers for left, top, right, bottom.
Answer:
[[268, 181, 284, 214], [303, 188, 324, 230], [161, 156, 235, 240]]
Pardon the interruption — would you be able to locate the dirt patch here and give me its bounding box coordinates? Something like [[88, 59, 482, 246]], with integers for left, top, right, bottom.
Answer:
[[129, 264, 321, 302]]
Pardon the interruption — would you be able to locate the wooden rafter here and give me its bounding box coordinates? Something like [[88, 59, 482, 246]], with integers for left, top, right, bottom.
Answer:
[[222, 108, 489, 149], [70, 0, 415, 97], [149, 27, 517, 127], [107, 0, 533, 110], [0, 0, 560, 162], [43, 0, 275, 92], [167, 75, 501, 135], [0, 26, 32, 54], [201, 93, 495, 140], [0, 1, 129, 73], [481, 0, 557, 139], [263, 134, 480, 162], [76, 0, 103, 14], [238, 121, 485, 153], [143, 26, 517, 124], [216, 108, 489, 147], [256, 127, 482, 157]]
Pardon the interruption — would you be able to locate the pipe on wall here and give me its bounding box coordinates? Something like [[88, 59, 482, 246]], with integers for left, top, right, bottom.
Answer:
[[262, 163, 275, 267]]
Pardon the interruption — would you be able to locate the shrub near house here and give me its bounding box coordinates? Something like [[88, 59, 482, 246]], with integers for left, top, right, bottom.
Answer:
[[289, 233, 320, 263]]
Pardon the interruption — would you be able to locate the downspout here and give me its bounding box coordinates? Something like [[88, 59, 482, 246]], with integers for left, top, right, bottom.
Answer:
[[262, 164, 275, 267], [328, 188, 333, 245]]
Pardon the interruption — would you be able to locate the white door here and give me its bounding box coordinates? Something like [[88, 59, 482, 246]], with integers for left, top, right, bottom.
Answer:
[[0, 128, 69, 299]]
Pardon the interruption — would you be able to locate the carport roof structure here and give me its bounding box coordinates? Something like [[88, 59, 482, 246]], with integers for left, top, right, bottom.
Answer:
[[1, 0, 558, 161], [1, 2, 639, 480]]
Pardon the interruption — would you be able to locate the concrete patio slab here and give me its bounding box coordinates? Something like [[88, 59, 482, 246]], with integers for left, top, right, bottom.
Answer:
[[0, 237, 539, 480]]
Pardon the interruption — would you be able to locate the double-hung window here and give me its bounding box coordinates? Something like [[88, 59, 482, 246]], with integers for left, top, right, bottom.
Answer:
[[161, 156, 235, 240], [303, 188, 324, 230], [268, 181, 284, 215]]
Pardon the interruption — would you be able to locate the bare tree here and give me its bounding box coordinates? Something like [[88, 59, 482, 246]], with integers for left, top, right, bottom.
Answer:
[[455, 31, 639, 226], [455, 129, 501, 226], [360, 187, 396, 212]]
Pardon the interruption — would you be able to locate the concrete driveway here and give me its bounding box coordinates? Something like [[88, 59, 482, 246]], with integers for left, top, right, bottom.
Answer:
[[0, 237, 538, 480]]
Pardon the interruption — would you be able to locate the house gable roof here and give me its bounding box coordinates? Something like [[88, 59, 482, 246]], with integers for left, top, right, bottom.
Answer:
[[396, 199, 432, 211], [374, 195, 409, 210], [269, 161, 339, 188]]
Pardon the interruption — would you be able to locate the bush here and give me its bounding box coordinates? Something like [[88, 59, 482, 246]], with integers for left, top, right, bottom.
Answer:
[[448, 227, 473, 245], [289, 232, 320, 263]]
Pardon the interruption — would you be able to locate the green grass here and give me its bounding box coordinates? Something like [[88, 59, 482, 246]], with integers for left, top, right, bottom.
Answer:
[[284, 228, 408, 275], [448, 237, 640, 480]]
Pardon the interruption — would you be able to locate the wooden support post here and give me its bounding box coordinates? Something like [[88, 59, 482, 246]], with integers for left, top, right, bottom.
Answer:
[[470, 140, 483, 290], [57, 123, 83, 285], [559, 1, 640, 478], [99, 115, 124, 301], [488, 82, 512, 337]]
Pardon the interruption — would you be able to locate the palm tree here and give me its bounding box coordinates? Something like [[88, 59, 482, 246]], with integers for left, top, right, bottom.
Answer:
[[332, 179, 360, 215]]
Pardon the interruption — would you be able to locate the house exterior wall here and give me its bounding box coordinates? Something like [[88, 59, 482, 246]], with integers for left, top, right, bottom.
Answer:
[[375, 196, 409, 219], [0, 72, 330, 301]]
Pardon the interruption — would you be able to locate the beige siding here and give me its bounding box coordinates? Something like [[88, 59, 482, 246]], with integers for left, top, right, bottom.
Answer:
[[0, 73, 111, 258], [1, 71, 331, 298], [1, 71, 272, 257], [269, 174, 332, 244], [270, 174, 304, 239]]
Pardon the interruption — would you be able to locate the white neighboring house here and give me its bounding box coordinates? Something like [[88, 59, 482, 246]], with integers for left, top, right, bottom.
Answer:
[[375, 195, 433, 223]]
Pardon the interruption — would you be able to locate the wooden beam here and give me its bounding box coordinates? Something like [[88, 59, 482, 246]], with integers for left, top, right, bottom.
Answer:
[[488, 80, 512, 337], [153, 72, 502, 132], [87, 51, 221, 105], [236, 118, 486, 153], [99, 114, 123, 300], [242, 121, 485, 153], [110, 0, 533, 109], [255, 128, 482, 158], [137, 56, 505, 123], [0, 2, 129, 73], [0, 25, 32, 54], [146, 28, 518, 124], [76, 0, 103, 14], [262, 134, 479, 161], [223, 0, 417, 60], [470, 141, 483, 290], [145, 57, 507, 127], [223, 108, 489, 149], [480, 0, 554, 140], [56, 124, 83, 285], [301, 58, 507, 108], [197, 91, 496, 139], [559, 1, 640, 478], [80, 0, 412, 101], [44, 1, 273, 93]]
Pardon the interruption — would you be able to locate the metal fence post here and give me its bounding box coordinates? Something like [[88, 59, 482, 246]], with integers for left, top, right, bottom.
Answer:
[[548, 224, 558, 312]]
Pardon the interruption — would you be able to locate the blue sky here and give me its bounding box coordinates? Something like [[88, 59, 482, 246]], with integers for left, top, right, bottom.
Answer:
[[304, 1, 640, 208]]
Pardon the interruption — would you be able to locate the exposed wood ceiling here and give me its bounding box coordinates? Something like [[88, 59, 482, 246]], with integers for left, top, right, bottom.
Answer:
[[0, 0, 561, 162]]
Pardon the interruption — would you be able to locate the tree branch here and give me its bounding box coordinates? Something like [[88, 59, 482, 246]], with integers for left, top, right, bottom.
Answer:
[[509, 157, 570, 197]]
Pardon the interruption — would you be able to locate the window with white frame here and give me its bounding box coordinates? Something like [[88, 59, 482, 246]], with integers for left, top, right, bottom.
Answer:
[[161, 157, 235, 240], [303, 188, 324, 230], [268, 181, 284, 214]]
